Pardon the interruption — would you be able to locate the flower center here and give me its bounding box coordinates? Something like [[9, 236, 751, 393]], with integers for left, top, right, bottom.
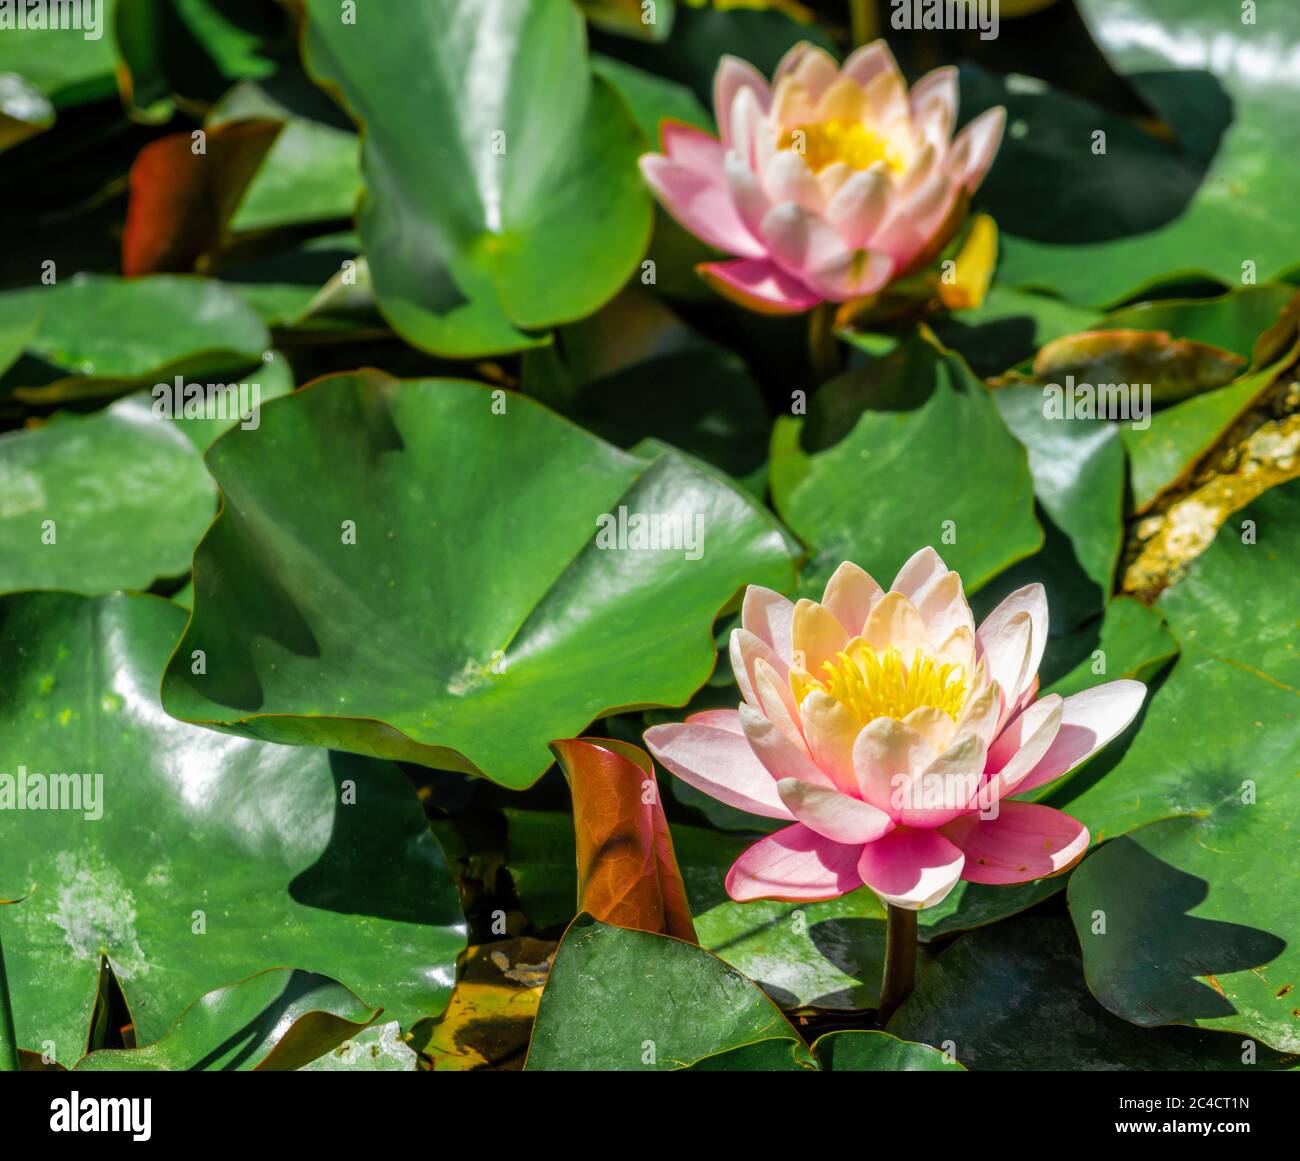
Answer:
[[792, 644, 967, 724], [778, 119, 905, 174]]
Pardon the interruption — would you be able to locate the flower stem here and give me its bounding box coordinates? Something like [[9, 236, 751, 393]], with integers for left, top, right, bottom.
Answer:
[[878, 903, 917, 1025], [848, 0, 879, 48], [807, 302, 841, 382]]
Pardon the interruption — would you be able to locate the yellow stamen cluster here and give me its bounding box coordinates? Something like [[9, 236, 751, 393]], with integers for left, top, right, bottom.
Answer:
[[793, 644, 967, 724], [778, 119, 905, 174]]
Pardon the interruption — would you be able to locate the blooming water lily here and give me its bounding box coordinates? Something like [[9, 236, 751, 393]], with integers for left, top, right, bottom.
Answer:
[[639, 41, 1005, 313], [645, 548, 1145, 911]]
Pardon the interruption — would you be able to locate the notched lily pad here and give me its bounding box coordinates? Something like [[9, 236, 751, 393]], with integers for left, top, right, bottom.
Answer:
[[161, 373, 795, 789], [1033, 329, 1244, 406], [0, 592, 465, 1058], [75, 969, 379, 1072]]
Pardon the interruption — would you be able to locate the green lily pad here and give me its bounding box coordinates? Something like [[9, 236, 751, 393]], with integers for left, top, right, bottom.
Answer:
[[0, 288, 41, 376], [208, 70, 361, 233], [992, 0, 1300, 305], [889, 918, 1296, 1070], [219, 231, 362, 327], [1070, 285, 1298, 379], [1060, 481, 1300, 1051], [0, 592, 465, 1059], [771, 330, 1042, 593], [506, 808, 903, 1008], [525, 915, 807, 1070], [581, 0, 675, 44], [115, 0, 282, 121], [686, 1027, 963, 1072], [992, 383, 1124, 593], [0, 0, 119, 107], [1098, 287, 1300, 511], [590, 53, 710, 140], [1039, 595, 1178, 704], [935, 285, 1101, 378], [1047, 480, 1300, 838], [161, 374, 795, 789], [0, 395, 215, 595], [302, 0, 651, 357], [0, 72, 54, 153], [812, 1029, 965, 1072], [683, 1036, 815, 1071], [0, 274, 270, 400], [75, 969, 377, 1071], [505, 809, 1053, 1003], [166, 349, 295, 452]]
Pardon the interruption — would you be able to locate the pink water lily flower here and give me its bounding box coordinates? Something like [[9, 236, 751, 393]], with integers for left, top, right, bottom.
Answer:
[[645, 549, 1144, 910], [638, 41, 1005, 314]]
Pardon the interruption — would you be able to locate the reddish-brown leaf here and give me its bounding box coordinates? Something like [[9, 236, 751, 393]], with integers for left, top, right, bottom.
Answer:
[[549, 737, 697, 943], [122, 119, 282, 276]]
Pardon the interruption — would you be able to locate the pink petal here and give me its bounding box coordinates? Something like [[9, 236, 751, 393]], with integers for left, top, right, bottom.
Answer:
[[942, 801, 1088, 885], [978, 694, 1062, 804], [741, 585, 795, 662], [685, 708, 744, 734], [799, 689, 865, 797], [740, 702, 831, 789], [861, 590, 930, 657], [902, 733, 987, 829], [802, 248, 895, 302], [898, 142, 939, 197], [916, 573, 975, 655], [725, 823, 864, 902], [909, 65, 958, 147], [821, 560, 884, 637], [773, 42, 834, 91], [825, 164, 891, 250], [644, 721, 792, 820], [851, 716, 935, 818], [730, 626, 785, 711], [639, 154, 765, 259], [1013, 680, 1146, 795], [728, 85, 766, 172], [724, 150, 770, 241], [760, 202, 850, 283], [862, 66, 908, 127], [841, 40, 901, 90], [786, 45, 840, 101], [791, 597, 849, 673], [871, 170, 960, 270], [698, 257, 823, 314], [948, 683, 1001, 753], [890, 546, 950, 604], [856, 827, 965, 910], [890, 548, 974, 650], [751, 655, 804, 743], [762, 150, 825, 213], [949, 106, 1005, 192], [714, 55, 771, 148], [977, 583, 1048, 723], [777, 779, 893, 844], [661, 121, 724, 177]]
